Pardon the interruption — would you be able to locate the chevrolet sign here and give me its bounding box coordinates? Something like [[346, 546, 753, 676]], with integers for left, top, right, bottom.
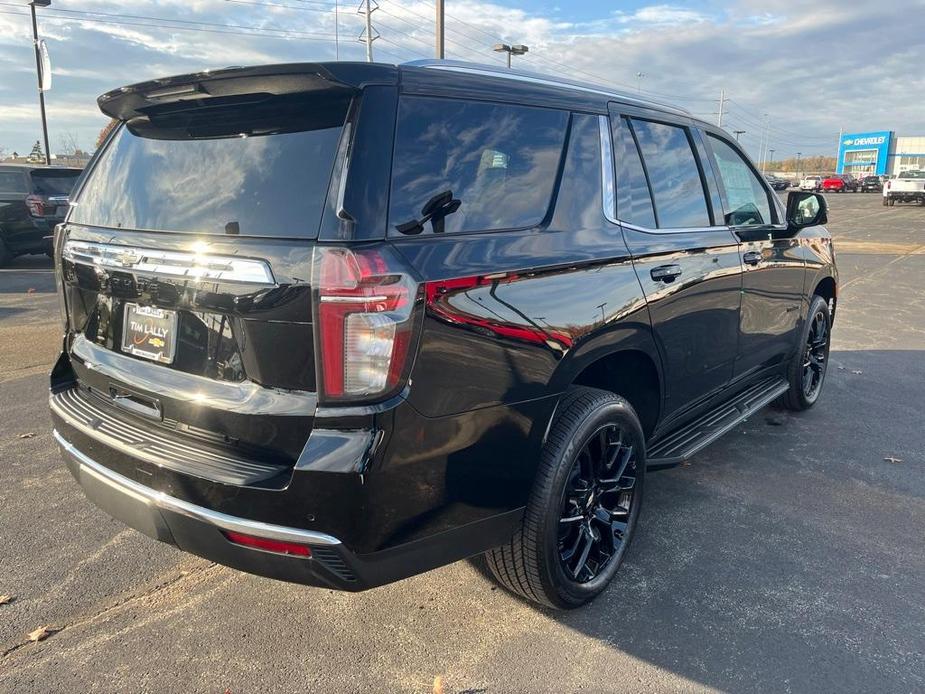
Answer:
[[837, 130, 893, 176]]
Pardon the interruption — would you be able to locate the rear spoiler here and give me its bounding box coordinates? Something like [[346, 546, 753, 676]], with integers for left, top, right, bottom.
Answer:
[[97, 62, 398, 121]]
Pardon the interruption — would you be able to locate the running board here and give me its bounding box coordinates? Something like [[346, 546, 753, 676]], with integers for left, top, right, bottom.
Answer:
[[646, 376, 789, 470]]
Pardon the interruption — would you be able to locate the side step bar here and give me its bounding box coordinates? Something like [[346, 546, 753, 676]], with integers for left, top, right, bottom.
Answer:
[[646, 376, 789, 470]]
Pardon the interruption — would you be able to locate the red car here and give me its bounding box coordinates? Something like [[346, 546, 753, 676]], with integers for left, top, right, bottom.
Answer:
[[821, 174, 858, 193]]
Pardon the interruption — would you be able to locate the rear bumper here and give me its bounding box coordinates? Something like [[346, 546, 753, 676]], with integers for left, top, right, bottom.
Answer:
[[54, 429, 362, 589]]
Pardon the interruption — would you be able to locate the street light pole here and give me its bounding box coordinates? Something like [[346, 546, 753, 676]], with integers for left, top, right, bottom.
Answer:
[[796, 152, 802, 181], [635, 72, 645, 93], [30, 0, 51, 166], [493, 43, 528, 68], [733, 130, 745, 142]]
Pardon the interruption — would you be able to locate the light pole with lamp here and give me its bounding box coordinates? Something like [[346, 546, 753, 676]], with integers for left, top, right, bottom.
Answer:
[[493, 43, 528, 68], [733, 130, 745, 142], [30, 0, 51, 166]]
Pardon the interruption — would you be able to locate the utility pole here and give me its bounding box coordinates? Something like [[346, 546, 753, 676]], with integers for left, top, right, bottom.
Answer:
[[768, 148, 775, 170], [758, 113, 769, 171], [716, 88, 727, 127], [357, 0, 378, 63], [30, 0, 51, 166], [733, 129, 745, 142], [334, 0, 339, 60], [635, 72, 645, 93], [435, 0, 444, 59], [796, 152, 802, 180]]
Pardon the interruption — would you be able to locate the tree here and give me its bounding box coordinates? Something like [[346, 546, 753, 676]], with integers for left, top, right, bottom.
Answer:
[[95, 119, 118, 150], [28, 140, 44, 162]]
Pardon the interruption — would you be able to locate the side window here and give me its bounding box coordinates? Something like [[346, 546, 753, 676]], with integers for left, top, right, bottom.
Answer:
[[388, 96, 569, 236], [0, 171, 27, 193], [611, 116, 656, 228], [707, 134, 773, 226], [631, 119, 711, 228]]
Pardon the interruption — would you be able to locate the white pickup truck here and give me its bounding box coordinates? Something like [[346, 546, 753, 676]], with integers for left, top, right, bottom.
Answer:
[[883, 170, 925, 206]]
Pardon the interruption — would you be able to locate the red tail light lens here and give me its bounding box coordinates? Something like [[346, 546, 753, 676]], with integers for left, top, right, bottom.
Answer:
[[25, 194, 46, 217], [223, 531, 312, 557], [313, 246, 418, 401]]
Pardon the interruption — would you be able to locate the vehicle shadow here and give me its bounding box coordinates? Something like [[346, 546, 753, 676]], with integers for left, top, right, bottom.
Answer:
[[479, 348, 925, 692], [0, 254, 55, 294]]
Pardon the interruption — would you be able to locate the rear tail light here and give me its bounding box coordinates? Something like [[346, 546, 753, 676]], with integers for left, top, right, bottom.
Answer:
[[313, 246, 419, 402], [25, 194, 46, 217]]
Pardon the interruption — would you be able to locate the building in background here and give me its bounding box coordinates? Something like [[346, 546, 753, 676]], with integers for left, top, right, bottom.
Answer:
[[837, 131, 925, 176]]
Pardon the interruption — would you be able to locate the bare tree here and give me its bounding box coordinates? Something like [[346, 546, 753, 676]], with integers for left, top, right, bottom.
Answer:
[[57, 131, 81, 156]]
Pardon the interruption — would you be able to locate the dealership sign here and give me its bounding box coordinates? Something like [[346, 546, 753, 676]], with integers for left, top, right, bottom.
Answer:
[[837, 130, 893, 175]]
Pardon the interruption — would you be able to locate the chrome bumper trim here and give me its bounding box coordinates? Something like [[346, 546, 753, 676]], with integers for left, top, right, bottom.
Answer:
[[53, 429, 341, 546]]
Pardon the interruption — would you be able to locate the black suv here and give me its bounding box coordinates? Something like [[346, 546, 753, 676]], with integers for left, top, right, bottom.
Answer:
[[860, 175, 882, 192], [0, 164, 81, 265], [50, 61, 837, 609]]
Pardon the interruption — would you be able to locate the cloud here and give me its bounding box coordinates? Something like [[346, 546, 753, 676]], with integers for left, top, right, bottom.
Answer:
[[0, 0, 923, 159]]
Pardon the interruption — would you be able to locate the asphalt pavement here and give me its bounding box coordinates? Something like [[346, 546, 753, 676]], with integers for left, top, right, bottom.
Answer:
[[1, 192, 923, 693]]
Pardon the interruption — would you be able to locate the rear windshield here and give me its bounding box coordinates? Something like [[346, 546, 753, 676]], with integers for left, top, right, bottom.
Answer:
[[903, 170, 925, 178], [31, 170, 80, 196], [71, 96, 349, 238]]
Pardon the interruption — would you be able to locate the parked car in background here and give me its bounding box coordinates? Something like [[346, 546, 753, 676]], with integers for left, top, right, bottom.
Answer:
[[49, 60, 838, 609], [800, 175, 822, 191], [764, 173, 790, 191], [860, 175, 882, 193], [0, 164, 82, 266], [821, 174, 857, 193], [883, 170, 925, 206]]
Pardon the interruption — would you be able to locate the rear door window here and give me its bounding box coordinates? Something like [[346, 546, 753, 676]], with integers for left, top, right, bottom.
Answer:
[[388, 96, 568, 236], [610, 116, 656, 228], [630, 119, 711, 229], [70, 95, 350, 238], [707, 134, 774, 226]]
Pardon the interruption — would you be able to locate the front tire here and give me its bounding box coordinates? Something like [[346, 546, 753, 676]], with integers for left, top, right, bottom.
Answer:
[[778, 295, 831, 411], [485, 387, 646, 609]]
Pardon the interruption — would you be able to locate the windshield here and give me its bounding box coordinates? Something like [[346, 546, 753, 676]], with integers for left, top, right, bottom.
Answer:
[[71, 95, 349, 238], [31, 170, 80, 196], [902, 170, 925, 178]]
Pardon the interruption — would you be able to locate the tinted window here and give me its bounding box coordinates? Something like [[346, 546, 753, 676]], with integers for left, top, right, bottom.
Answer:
[[707, 134, 773, 226], [31, 170, 80, 196], [0, 171, 27, 193], [389, 97, 568, 235], [71, 105, 347, 238], [611, 116, 656, 228], [631, 119, 710, 228]]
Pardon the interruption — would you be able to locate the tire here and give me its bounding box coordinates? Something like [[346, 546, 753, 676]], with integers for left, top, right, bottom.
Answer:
[[882, 197, 888, 206], [888, 198, 896, 206], [485, 386, 646, 609], [777, 295, 831, 411]]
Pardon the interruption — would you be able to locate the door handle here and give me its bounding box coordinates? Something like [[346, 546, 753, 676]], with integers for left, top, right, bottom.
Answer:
[[743, 251, 762, 266], [650, 264, 682, 283]]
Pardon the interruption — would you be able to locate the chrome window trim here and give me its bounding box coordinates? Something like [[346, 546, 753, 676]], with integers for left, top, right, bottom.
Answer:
[[619, 221, 733, 235], [63, 240, 276, 285], [53, 429, 341, 546], [598, 115, 618, 225]]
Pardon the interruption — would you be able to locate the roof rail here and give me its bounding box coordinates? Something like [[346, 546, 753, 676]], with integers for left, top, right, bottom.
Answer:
[[403, 59, 691, 117]]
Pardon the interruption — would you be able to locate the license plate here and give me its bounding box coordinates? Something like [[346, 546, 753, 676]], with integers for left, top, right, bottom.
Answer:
[[122, 304, 178, 364]]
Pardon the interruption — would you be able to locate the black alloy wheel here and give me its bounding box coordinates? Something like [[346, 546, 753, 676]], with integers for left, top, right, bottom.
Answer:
[[558, 424, 638, 583], [485, 386, 646, 609], [778, 294, 832, 411], [802, 306, 829, 401]]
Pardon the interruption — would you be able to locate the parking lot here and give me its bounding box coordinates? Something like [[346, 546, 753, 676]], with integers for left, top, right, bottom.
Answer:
[[1, 192, 923, 693]]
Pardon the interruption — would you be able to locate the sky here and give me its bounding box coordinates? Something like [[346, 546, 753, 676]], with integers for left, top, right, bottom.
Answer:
[[1, 0, 924, 161]]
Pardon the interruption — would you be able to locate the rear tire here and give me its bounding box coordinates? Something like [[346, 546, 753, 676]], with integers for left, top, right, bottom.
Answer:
[[485, 386, 646, 609], [777, 295, 831, 411]]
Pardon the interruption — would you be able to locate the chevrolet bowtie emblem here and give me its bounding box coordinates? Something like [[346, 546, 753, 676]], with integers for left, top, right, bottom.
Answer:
[[116, 250, 142, 267]]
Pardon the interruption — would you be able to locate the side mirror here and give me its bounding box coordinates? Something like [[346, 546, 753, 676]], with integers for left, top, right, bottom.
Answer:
[[786, 191, 827, 231]]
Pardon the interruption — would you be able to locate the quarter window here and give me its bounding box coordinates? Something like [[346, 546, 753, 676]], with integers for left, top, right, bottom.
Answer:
[[707, 134, 773, 226], [631, 119, 711, 229], [611, 117, 656, 228], [388, 97, 568, 235]]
